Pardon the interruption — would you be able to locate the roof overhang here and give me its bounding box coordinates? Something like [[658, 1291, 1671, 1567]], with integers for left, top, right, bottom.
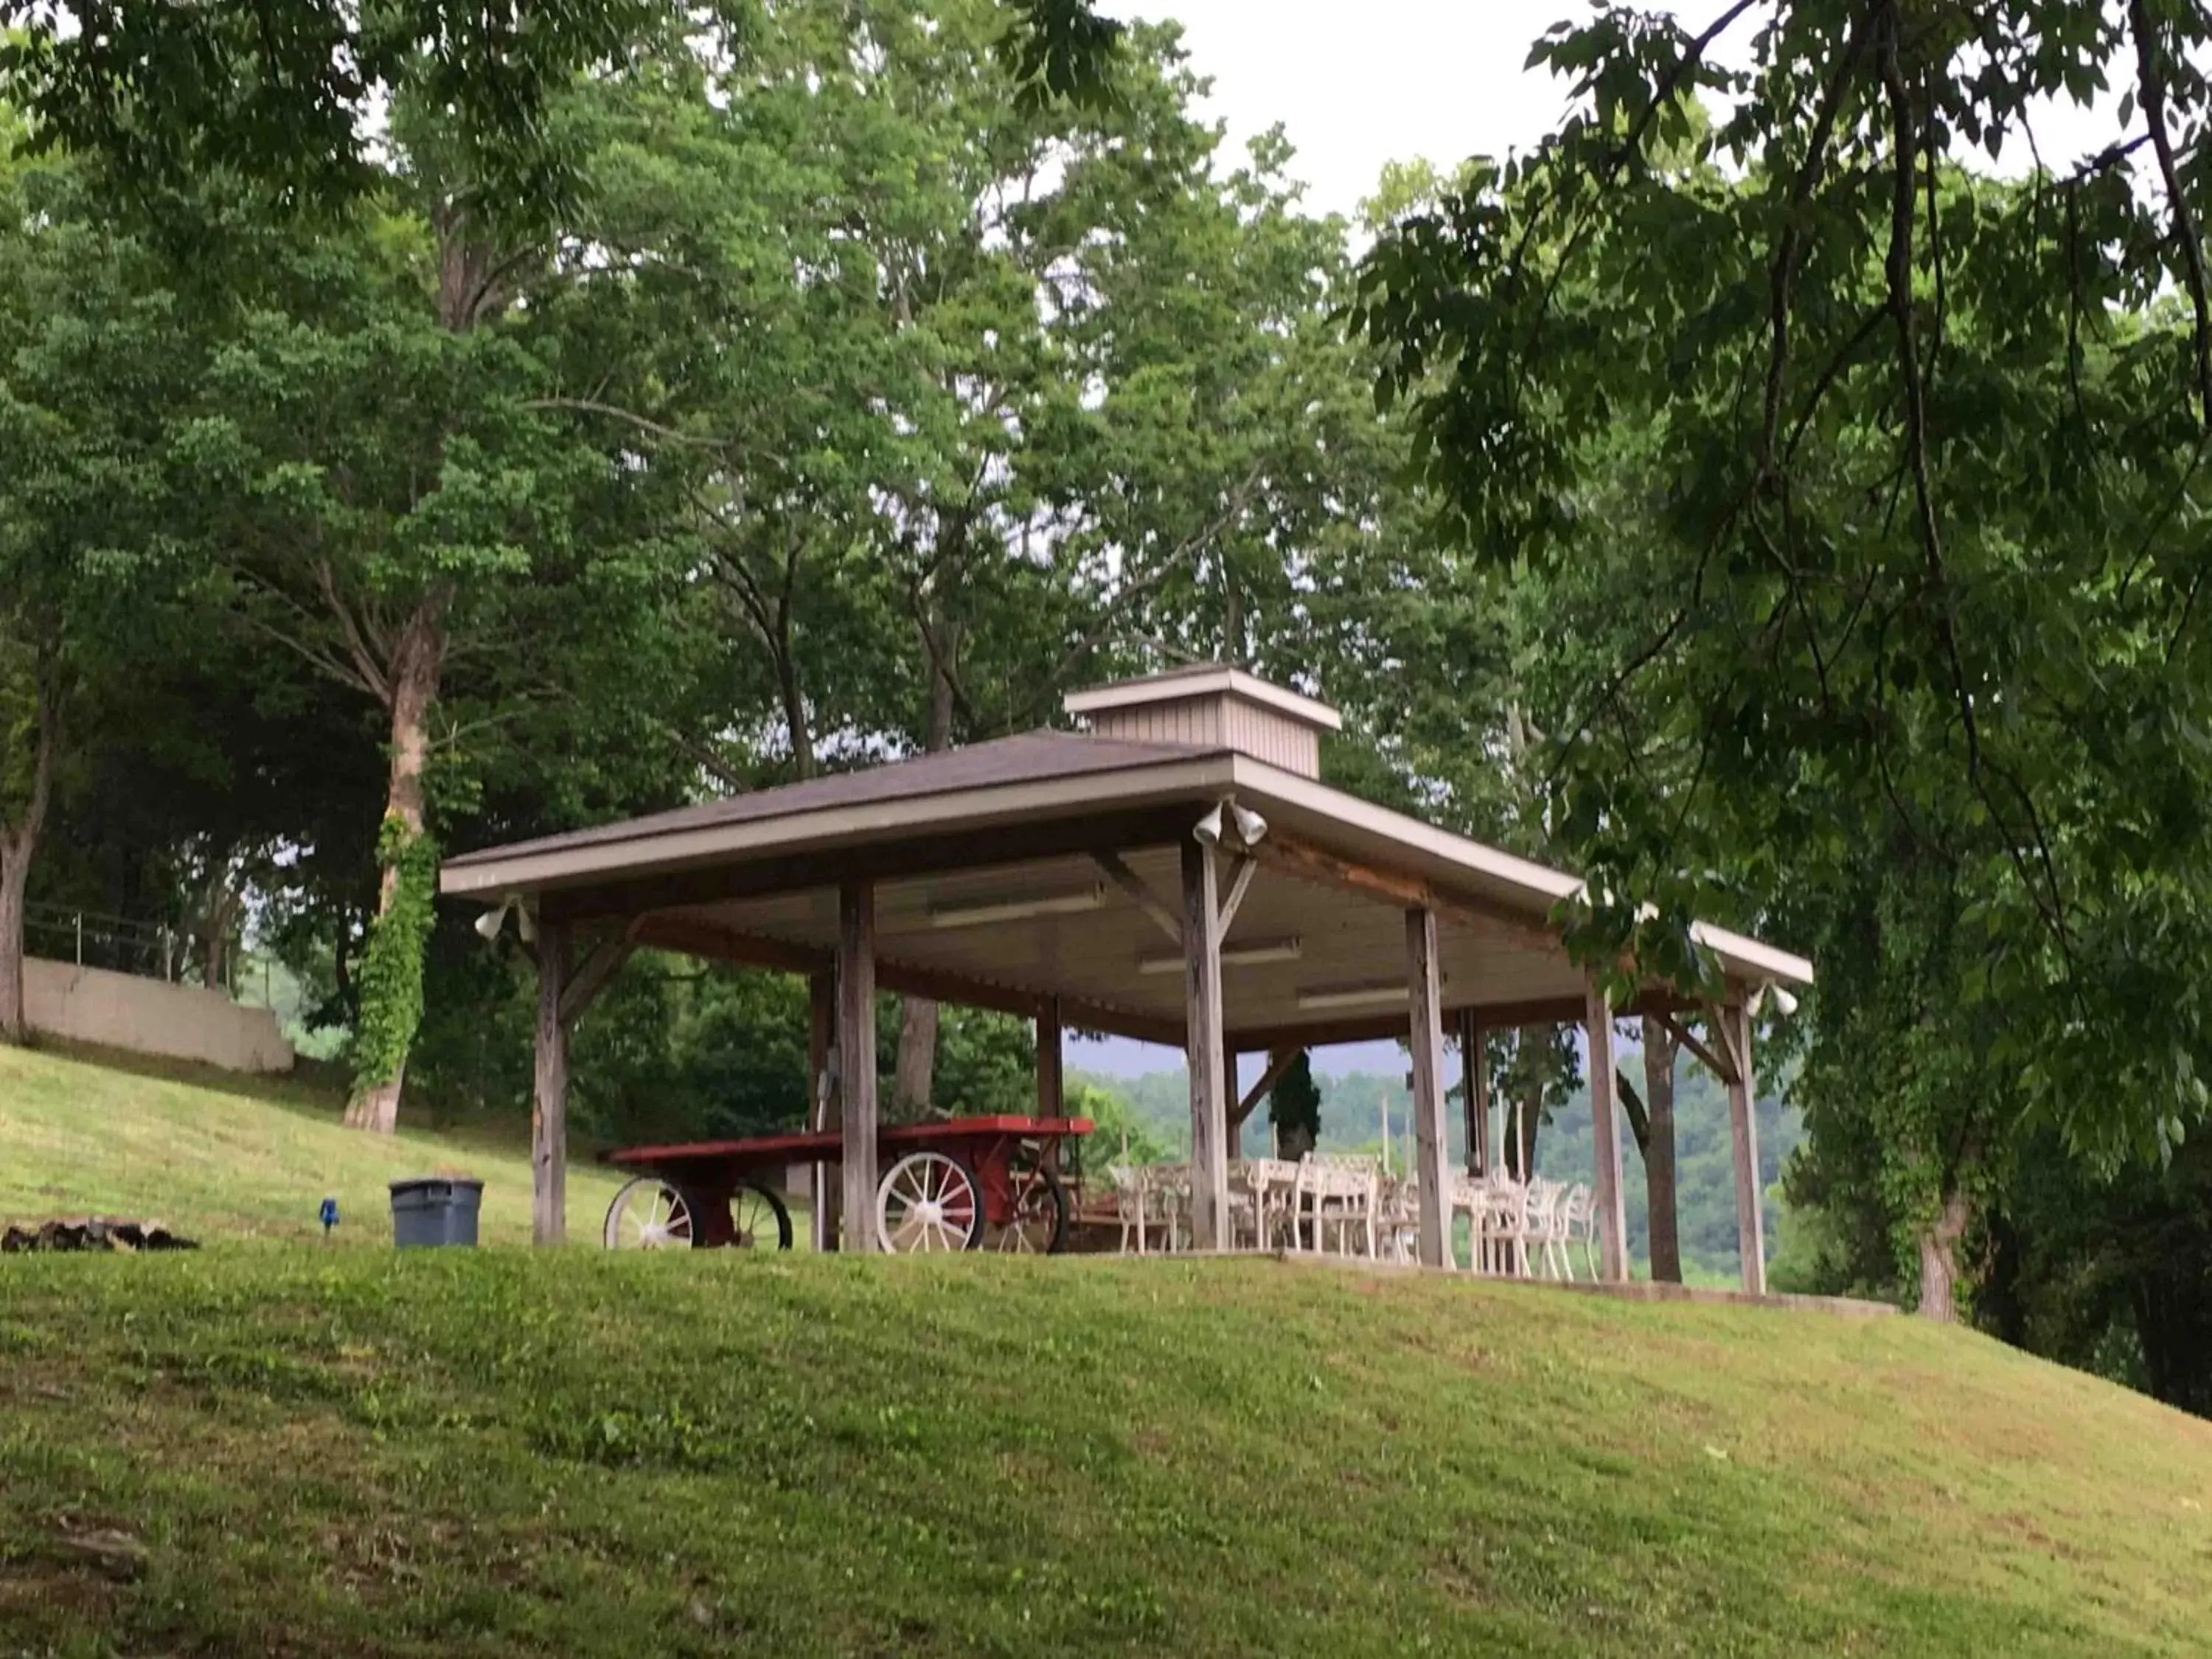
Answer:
[[441, 751, 1237, 900], [440, 747, 1811, 994]]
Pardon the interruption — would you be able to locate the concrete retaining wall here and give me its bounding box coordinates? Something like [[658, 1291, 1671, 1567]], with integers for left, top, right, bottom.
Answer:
[[24, 956, 296, 1074]]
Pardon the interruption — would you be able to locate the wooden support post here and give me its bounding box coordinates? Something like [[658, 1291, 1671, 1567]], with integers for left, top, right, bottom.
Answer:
[[1406, 907, 1450, 1268], [838, 882, 879, 1253], [1181, 838, 1229, 1249], [1232, 1046, 1300, 1132], [531, 919, 570, 1247], [1585, 980, 1629, 1281], [1217, 855, 1259, 934], [1459, 1007, 1487, 1177], [1037, 997, 1064, 1119], [558, 929, 636, 1026], [1094, 849, 1183, 946], [1225, 1040, 1242, 1161], [1723, 1001, 1767, 1295], [808, 970, 838, 1251]]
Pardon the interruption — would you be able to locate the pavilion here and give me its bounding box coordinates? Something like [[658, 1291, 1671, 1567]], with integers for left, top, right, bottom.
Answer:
[[439, 667, 1812, 1287]]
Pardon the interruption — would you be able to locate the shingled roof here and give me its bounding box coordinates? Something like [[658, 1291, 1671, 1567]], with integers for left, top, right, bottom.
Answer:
[[444, 730, 1228, 872]]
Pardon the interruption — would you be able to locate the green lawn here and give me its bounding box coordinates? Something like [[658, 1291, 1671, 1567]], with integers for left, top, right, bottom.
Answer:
[[4, 1046, 2211, 1655], [0, 1040, 631, 1246]]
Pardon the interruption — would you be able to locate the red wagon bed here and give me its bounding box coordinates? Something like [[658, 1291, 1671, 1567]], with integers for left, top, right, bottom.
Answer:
[[597, 1114, 1096, 1253]]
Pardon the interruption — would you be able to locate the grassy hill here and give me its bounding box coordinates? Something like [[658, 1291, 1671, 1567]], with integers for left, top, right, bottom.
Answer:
[[4, 1252, 2210, 1655], [0, 1042, 630, 1245], [4, 1046, 2211, 1655]]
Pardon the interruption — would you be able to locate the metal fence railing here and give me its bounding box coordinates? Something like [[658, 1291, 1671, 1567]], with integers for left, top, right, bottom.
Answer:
[[21, 901, 192, 984]]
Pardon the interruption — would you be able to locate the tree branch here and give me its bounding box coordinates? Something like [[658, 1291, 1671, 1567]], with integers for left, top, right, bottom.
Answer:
[[529, 397, 726, 449], [1759, 4, 1880, 470], [232, 572, 385, 703], [1877, 6, 1980, 779], [1610, 0, 1764, 172], [2129, 0, 2212, 429]]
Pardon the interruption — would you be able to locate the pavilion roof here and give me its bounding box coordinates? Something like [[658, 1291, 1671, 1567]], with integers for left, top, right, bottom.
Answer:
[[442, 723, 1809, 1044]]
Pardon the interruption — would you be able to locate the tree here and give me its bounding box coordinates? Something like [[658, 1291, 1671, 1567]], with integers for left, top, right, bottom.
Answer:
[[0, 0, 1117, 215], [561, 2, 1385, 1111], [1269, 1051, 1321, 1160], [1353, 2, 2212, 1316], [1615, 1018, 1685, 1283], [0, 140, 199, 1040], [0, 0, 655, 217], [168, 46, 717, 1129]]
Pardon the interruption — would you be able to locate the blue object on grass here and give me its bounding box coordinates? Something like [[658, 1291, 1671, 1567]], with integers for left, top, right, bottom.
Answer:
[[319, 1196, 339, 1235]]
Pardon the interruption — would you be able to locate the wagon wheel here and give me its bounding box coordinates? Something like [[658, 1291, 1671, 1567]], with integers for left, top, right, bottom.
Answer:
[[729, 1180, 794, 1251], [986, 1160, 1068, 1254], [603, 1178, 693, 1250], [876, 1150, 984, 1253]]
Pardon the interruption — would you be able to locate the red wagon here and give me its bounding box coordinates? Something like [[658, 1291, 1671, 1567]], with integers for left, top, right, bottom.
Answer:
[[597, 1114, 1095, 1254]]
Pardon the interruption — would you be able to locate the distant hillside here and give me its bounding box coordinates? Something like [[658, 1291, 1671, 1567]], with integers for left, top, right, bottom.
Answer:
[[1073, 1052, 1798, 1281]]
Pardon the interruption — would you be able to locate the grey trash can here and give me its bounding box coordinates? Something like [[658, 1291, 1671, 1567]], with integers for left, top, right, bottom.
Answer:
[[389, 1178, 484, 1248]]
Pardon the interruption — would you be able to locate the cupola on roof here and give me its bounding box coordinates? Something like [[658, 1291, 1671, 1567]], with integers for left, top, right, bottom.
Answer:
[[1062, 665, 1340, 780]]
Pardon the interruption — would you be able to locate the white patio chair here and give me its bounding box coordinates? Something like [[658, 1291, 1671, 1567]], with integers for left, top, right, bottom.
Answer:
[[1232, 1157, 1300, 1251], [1285, 1154, 1318, 1253], [1106, 1164, 1154, 1255], [1528, 1179, 1572, 1280], [1562, 1183, 1599, 1279], [1475, 1172, 1529, 1276], [1148, 1163, 1192, 1251], [1374, 1174, 1421, 1264], [1447, 1169, 1486, 1271], [1224, 1159, 1275, 1249], [1299, 1154, 1379, 1258]]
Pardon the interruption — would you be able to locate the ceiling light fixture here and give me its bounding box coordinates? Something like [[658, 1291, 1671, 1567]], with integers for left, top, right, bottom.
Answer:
[[929, 885, 1107, 930], [1295, 979, 1423, 1012], [1137, 936, 1302, 975]]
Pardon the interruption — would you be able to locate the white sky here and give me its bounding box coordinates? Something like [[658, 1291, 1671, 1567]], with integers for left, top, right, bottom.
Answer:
[[1116, 0, 1580, 217], [1109, 0, 2129, 220]]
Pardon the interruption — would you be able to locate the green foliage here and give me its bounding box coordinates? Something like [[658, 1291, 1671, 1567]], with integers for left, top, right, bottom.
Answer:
[[347, 817, 437, 1095], [0, 0, 661, 222], [1066, 1077, 1167, 1165], [1348, 1, 2212, 1332], [1268, 1051, 1322, 1152], [932, 1007, 1038, 1118]]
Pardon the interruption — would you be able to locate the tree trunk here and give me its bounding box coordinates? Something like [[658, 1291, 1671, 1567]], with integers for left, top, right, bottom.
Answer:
[[0, 667, 58, 1046], [776, 633, 816, 782], [344, 597, 446, 1134], [893, 614, 959, 1119], [1917, 1186, 1972, 1322], [1504, 1074, 1544, 1179], [200, 865, 241, 990], [1641, 1015, 1683, 1283], [0, 834, 32, 1045]]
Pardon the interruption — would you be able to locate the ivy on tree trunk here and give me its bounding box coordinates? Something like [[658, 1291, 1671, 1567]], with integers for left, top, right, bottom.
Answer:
[[344, 815, 439, 1133]]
